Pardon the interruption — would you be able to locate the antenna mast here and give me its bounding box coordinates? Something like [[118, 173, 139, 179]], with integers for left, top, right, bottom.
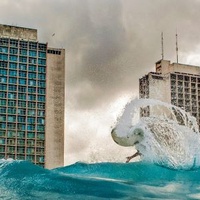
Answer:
[[176, 31, 179, 63], [161, 32, 164, 60]]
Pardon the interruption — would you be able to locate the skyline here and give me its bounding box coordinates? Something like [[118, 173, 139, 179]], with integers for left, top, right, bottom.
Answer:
[[1, 0, 200, 164]]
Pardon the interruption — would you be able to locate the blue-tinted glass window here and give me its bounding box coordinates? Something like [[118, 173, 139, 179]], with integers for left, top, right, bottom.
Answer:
[[0, 123, 6, 129], [0, 54, 8, 61], [18, 101, 26, 108], [0, 107, 6, 114], [28, 109, 36, 116], [9, 85, 17, 91], [27, 125, 35, 131], [7, 107, 16, 114], [9, 77, 17, 84], [0, 77, 7, 83], [18, 116, 26, 123], [28, 87, 36, 93], [38, 88, 45, 94], [0, 115, 6, 121], [27, 117, 35, 124], [28, 80, 36, 86], [37, 110, 44, 117], [8, 115, 16, 122], [9, 70, 17, 76], [38, 43, 46, 51], [8, 100, 16, 106], [18, 93, 26, 100], [18, 86, 26, 93], [38, 51, 46, 58], [38, 73, 45, 80], [10, 40, 18, 47], [20, 41, 27, 49], [29, 42, 37, 50], [0, 92, 6, 98], [38, 95, 45, 102], [29, 50, 37, 57], [27, 132, 35, 139], [19, 71, 26, 78], [28, 65, 36, 72], [19, 64, 27, 70], [38, 81, 45, 87], [38, 66, 45, 73], [0, 47, 8, 53], [28, 94, 36, 101], [37, 103, 45, 109], [8, 93, 16, 99], [37, 118, 45, 124], [17, 123, 26, 131], [29, 58, 36, 64], [10, 48, 18, 54], [10, 55, 18, 62], [17, 108, 26, 114], [37, 125, 44, 131], [9, 62, 17, 69], [0, 61, 8, 68], [38, 59, 46, 65], [0, 69, 7, 75], [28, 102, 36, 108], [28, 72, 36, 79], [0, 84, 7, 90], [19, 78, 26, 85], [19, 49, 27, 56], [0, 100, 6, 106], [19, 56, 27, 63]]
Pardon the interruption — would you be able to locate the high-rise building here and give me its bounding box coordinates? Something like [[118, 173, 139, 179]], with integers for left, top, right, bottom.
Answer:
[[0, 24, 65, 169], [139, 59, 200, 130]]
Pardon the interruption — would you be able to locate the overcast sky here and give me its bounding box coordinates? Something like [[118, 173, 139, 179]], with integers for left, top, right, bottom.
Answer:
[[1, 0, 200, 165]]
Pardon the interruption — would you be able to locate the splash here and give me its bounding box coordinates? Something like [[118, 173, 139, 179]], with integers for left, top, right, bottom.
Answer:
[[111, 98, 200, 169]]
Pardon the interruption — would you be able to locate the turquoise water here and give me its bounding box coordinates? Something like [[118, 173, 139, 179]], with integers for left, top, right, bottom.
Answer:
[[1, 159, 200, 199]]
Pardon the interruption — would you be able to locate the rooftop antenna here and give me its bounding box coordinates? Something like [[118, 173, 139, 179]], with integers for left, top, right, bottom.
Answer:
[[176, 30, 179, 63], [161, 32, 164, 60]]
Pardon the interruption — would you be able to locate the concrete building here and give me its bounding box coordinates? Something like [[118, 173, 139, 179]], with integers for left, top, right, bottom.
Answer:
[[0, 24, 65, 169], [139, 59, 200, 130]]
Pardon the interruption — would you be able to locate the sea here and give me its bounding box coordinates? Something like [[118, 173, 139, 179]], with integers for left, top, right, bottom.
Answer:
[[1, 159, 200, 199]]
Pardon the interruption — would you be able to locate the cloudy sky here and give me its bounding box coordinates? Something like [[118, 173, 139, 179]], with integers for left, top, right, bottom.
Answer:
[[1, 0, 200, 165]]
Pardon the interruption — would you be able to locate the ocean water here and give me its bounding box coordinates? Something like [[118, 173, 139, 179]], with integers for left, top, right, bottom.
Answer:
[[1, 159, 200, 200]]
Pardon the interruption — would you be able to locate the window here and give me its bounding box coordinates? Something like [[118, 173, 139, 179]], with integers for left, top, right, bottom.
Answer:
[[28, 65, 36, 72], [7, 123, 16, 130], [9, 70, 17, 76], [37, 125, 44, 131], [9, 77, 17, 84], [19, 56, 27, 63], [19, 71, 27, 78], [0, 47, 8, 53], [38, 59, 46, 65], [19, 64, 26, 70], [20, 49, 27, 56], [18, 86, 26, 93], [38, 95, 45, 102], [38, 88, 45, 94], [38, 51, 46, 58], [29, 50, 37, 57], [28, 109, 35, 116], [0, 69, 7, 75], [38, 81, 45, 87], [28, 80, 36, 86], [7, 107, 16, 114], [10, 39, 18, 47], [28, 72, 36, 79], [0, 77, 7, 83], [10, 55, 18, 62], [27, 147, 35, 154], [28, 87, 36, 93], [27, 140, 35, 146], [19, 78, 26, 85], [8, 100, 16, 107], [0, 92, 6, 98], [17, 131, 25, 138], [0, 54, 8, 61], [38, 74, 46, 80], [17, 139, 25, 146], [17, 123, 26, 131], [9, 85, 17, 91], [29, 58, 36, 64], [0, 130, 5, 137], [38, 43, 46, 51], [27, 117, 35, 124], [9, 62, 17, 69], [0, 138, 5, 144], [7, 131, 15, 138], [0, 61, 8, 68], [8, 116, 16, 122], [37, 103, 45, 109], [37, 110, 44, 117], [37, 133, 44, 140], [28, 102, 36, 108], [10, 48, 18, 54], [0, 100, 6, 106], [20, 41, 27, 49], [18, 102, 26, 108], [28, 94, 36, 101], [27, 124, 35, 131], [8, 93, 16, 99], [17, 147, 25, 154], [18, 93, 26, 100], [38, 66, 45, 73], [27, 132, 35, 139], [37, 118, 45, 124], [29, 42, 37, 50], [0, 84, 7, 90], [18, 116, 26, 123]]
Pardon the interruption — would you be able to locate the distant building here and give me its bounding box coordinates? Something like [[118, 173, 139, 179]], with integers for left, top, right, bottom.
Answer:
[[139, 59, 200, 130], [0, 24, 65, 169]]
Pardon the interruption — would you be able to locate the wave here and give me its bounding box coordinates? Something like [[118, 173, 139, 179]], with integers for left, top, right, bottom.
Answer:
[[1, 159, 200, 199]]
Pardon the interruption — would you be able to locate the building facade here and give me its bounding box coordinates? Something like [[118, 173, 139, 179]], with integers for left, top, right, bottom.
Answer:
[[139, 59, 200, 130], [0, 24, 65, 169]]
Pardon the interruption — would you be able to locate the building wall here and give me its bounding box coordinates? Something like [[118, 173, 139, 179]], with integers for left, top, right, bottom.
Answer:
[[45, 48, 65, 169], [0, 24, 37, 41]]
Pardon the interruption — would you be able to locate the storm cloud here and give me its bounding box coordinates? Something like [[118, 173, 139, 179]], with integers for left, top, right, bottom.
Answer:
[[1, 0, 200, 164]]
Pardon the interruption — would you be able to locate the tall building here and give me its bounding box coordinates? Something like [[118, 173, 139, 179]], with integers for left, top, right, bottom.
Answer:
[[0, 24, 65, 169], [139, 59, 200, 130]]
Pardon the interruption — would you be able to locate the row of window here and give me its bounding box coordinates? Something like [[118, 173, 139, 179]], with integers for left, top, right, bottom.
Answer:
[[0, 54, 46, 65], [0, 122, 45, 131], [0, 115, 44, 124], [0, 100, 45, 109], [0, 107, 45, 115], [0, 39, 47, 51], [0, 62, 46, 72], [0, 86, 45, 94], [0, 93, 45, 101], [0, 79, 45, 87], [0, 70, 46, 79], [0, 130, 44, 139], [0, 47, 46, 58]]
